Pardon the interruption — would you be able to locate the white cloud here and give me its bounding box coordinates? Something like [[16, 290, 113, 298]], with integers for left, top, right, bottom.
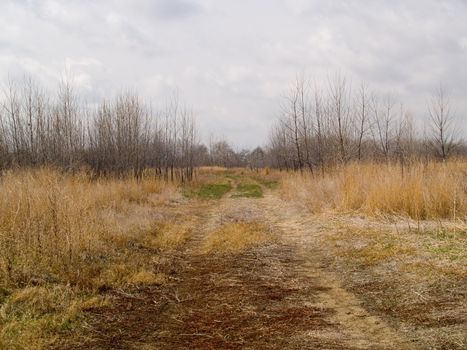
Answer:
[[0, 0, 466, 146]]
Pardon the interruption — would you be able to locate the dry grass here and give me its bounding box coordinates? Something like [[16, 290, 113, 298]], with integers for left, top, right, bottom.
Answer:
[[279, 160, 466, 348], [281, 160, 467, 220], [202, 222, 271, 254], [147, 221, 193, 249], [2, 164, 464, 348], [127, 270, 168, 286], [0, 168, 187, 348], [317, 217, 467, 349], [0, 285, 108, 349], [0, 168, 177, 289]]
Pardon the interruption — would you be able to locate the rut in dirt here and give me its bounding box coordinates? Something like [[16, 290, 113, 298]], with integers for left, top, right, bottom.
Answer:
[[68, 243, 344, 349]]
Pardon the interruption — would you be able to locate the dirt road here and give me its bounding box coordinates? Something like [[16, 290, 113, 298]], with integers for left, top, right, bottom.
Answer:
[[63, 187, 416, 349]]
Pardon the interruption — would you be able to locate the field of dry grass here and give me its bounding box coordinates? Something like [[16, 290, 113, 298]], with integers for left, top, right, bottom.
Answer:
[[0, 163, 465, 349], [279, 159, 466, 349], [0, 167, 278, 348], [306, 215, 466, 349], [280, 160, 467, 220], [0, 168, 190, 348]]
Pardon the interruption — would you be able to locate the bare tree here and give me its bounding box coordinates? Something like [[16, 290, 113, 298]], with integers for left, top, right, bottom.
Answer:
[[370, 94, 396, 161], [328, 74, 351, 164], [355, 82, 370, 161], [428, 86, 456, 161], [266, 73, 467, 171], [297, 76, 314, 173], [312, 85, 322, 167], [283, 80, 304, 171], [0, 76, 203, 180], [210, 140, 237, 167]]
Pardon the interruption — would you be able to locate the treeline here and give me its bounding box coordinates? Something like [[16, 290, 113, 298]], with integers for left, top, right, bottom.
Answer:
[[267, 75, 466, 173], [1, 75, 465, 177], [0, 78, 198, 181], [0, 77, 271, 177], [202, 140, 267, 169]]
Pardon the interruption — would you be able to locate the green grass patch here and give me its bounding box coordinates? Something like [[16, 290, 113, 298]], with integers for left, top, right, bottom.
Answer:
[[261, 180, 279, 190], [252, 177, 279, 190], [184, 183, 232, 200], [418, 228, 465, 240], [199, 183, 232, 199], [224, 173, 241, 180], [426, 243, 467, 260], [232, 183, 263, 198]]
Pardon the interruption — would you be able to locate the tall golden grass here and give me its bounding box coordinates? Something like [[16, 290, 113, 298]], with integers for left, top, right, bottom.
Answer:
[[281, 160, 467, 220], [0, 168, 173, 290], [0, 168, 191, 348]]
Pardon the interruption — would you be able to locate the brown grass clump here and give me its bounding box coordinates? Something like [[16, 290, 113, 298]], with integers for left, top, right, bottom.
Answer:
[[127, 270, 168, 286], [345, 241, 415, 267], [202, 222, 271, 254], [0, 285, 107, 349], [281, 160, 467, 220], [148, 222, 193, 249]]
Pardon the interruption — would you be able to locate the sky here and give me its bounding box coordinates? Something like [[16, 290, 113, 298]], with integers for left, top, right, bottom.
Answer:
[[0, 0, 466, 147]]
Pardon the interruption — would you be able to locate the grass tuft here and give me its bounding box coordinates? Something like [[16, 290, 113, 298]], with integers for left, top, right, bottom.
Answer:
[[203, 222, 270, 253], [0, 285, 108, 349], [128, 271, 168, 286], [232, 183, 263, 198], [185, 183, 232, 199], [148, 221, 193, 249], [253, 177, 280, 190]]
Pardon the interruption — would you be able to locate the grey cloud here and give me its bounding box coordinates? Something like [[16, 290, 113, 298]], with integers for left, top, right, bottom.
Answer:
[[0, 0, 466, 146], [145, 0, 204, 19]]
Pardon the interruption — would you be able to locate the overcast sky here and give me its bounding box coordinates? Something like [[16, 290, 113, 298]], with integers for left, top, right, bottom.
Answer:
[[1, 0, 466, 147]]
